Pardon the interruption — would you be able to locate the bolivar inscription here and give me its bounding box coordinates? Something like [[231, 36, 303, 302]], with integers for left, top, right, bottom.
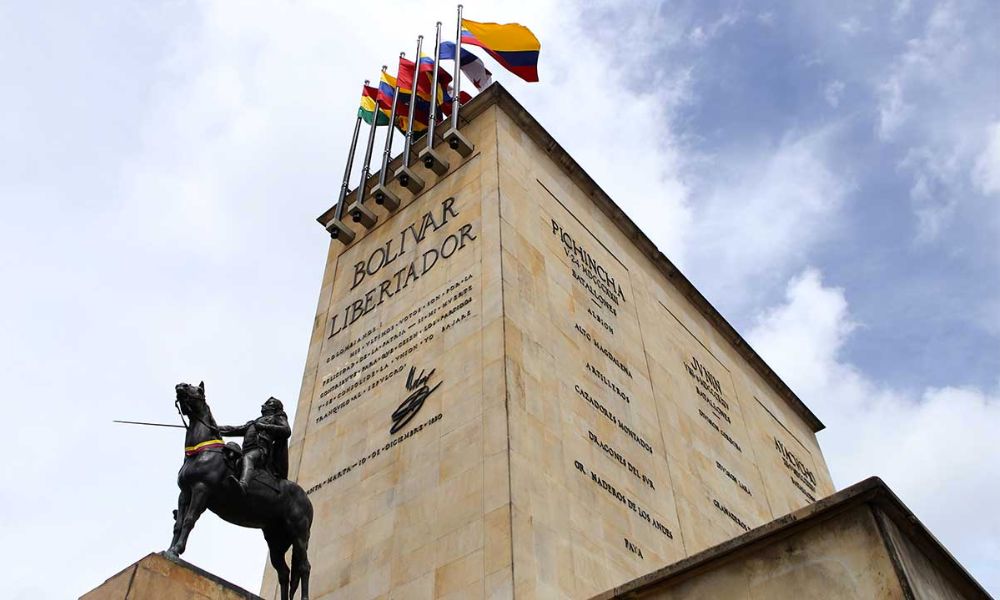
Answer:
[[328, 197, 477, 339]]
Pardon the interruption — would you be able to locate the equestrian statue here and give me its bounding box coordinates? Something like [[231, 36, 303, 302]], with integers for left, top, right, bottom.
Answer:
[[167, 381, 313, 600]]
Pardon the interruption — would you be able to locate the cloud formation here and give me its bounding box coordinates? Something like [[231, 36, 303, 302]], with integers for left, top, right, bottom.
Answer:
[[749, 269, 1000, 591], [1, 0, 997, 597]]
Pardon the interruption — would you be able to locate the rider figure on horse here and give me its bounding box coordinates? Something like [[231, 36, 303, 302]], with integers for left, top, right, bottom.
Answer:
[[219, 397, 291, 491]]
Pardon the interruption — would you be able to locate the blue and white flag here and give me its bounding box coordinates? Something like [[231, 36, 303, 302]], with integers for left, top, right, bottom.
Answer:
[[439, 41, 494, 91]]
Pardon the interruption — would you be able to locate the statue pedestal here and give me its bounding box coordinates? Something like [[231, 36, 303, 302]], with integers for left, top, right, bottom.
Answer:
[[81, 552, 261, 600]]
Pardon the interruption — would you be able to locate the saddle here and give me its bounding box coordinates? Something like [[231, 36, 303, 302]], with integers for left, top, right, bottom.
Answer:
[[222, 442, 282, 493]]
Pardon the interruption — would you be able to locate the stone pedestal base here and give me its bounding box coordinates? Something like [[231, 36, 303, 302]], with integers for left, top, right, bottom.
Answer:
[[592, 478, 989, 600], [81, 552, 261, 600]]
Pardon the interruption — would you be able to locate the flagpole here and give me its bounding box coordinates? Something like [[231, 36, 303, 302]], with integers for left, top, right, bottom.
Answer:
[[348, 68, 386, 229], [373, 53, 405, 212], [451, 5, 464, 132], [444, 4, 474, 157], [325, 91, 364, 243], [394, 36, 425, 194], [419, 22, 450, 175]]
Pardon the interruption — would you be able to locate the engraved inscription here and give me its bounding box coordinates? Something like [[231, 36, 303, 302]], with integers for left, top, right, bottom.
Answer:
[[712, 498, 751, 532], [716, 460, 752, 496], [624, 538, 644, 559], [586, 362, 631, 404], [574, 323, 631, 378], [574, 460, 674, 539], [775, 437, 818, 501], [574, 384, 653, 454], [588, 430, 656, 490], [698, 408, 742, 453]]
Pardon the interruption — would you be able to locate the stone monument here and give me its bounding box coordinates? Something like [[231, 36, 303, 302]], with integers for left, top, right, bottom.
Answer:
[[83, 83, 988, 600], [269, 83, 851, 599]]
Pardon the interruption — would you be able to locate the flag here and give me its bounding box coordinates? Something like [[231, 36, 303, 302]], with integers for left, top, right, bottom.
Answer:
[[398, 56, 451, 103], [358, 85, 389, 126], [377, 71, 396, 110], [460, 18, 540, 82], [394, 58, 430, 132], [440, 41, 493, 91]]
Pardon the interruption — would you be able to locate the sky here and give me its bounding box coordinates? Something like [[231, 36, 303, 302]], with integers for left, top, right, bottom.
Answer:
[[1, 0, 997, 597]]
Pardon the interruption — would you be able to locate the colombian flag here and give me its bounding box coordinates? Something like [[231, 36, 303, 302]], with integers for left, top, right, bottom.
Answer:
[[461, 18, 540, 82], [358, 85, 389, 126]]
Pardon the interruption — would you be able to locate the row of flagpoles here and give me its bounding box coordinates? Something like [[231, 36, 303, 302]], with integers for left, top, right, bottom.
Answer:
[[325, 5, 540, 243]]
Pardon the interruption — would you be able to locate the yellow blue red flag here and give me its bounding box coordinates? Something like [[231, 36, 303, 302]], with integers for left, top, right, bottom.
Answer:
[[460, 18, 540, 82]]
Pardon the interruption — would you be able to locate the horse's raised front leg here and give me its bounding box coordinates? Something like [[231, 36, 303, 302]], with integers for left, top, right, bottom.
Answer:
[[167, 488, 191, 557], [170, 483, 209, 556]]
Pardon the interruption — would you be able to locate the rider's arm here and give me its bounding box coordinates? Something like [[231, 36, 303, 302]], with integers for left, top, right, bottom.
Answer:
[[219, 422, 249, 437], [258, 416, 291, 438]]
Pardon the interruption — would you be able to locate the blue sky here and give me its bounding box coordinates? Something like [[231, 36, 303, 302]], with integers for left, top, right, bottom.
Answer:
[[1, 0, 997, 597]]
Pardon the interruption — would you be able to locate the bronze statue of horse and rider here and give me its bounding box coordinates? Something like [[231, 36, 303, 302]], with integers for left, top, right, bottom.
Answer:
[[168, 381, 313, 600]]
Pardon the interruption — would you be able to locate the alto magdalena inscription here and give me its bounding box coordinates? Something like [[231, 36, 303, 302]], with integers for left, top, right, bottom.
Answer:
[[329, 197, 477, 340]]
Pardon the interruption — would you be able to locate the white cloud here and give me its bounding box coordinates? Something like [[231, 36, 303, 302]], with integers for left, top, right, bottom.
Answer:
[[685, 126, 851, 310], [973, 122, 1000, 196], [823, 79, 845, 108], [688, 10, 743, 47], [749, 269, 1000, 592], [873, 1, 999, 247], [839, 17, 866, 36], [876, 2, 967, 141]]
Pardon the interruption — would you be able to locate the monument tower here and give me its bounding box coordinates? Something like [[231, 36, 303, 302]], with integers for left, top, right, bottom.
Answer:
[[269, 83, 845, 599], [82, 73, 988, 600]]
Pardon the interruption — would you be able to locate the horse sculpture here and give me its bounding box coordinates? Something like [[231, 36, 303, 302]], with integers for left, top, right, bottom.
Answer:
[[167, 381, 313, 600]]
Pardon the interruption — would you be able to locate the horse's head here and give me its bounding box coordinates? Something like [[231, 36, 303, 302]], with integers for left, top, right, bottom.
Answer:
[[175, 381, 206, 416]]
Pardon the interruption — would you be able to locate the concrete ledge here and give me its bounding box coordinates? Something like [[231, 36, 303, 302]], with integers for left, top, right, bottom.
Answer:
[[590, 477, 991, 599]]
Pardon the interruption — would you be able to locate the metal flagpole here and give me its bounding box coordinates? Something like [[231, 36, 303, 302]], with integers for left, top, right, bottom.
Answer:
[[349, 69, 386, 229], [444, 4, 474, 157], [325, 84, 365, 243], [427, 23, 443, 148], [451, 6, 464, 132], [373, 53, 404, 211], [395, 36, 425, 193], [402, 36, 422, 169], [419, 22, 450, 175]]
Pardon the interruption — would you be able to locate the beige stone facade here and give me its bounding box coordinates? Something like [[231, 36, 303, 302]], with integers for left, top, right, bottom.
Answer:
[[270, 84, 839, 600], [590, 478, 990, 599]]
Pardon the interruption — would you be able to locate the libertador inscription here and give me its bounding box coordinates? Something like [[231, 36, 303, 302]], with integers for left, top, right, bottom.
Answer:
[[328, 197, 477, 340]]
